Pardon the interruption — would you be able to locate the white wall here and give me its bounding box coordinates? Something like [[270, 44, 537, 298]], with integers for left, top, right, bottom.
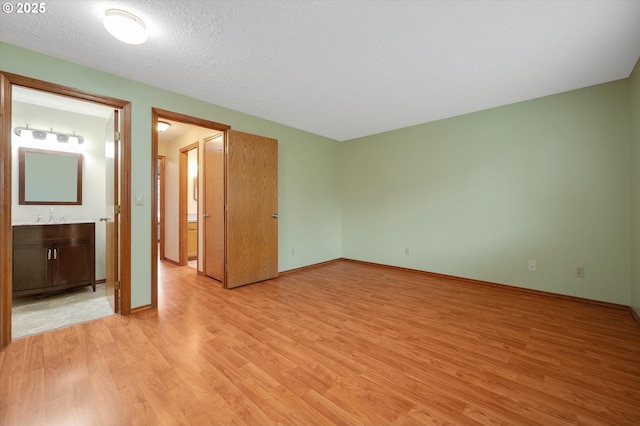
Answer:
[[187, 149, 198, 217], [11, 101, 108, 280]]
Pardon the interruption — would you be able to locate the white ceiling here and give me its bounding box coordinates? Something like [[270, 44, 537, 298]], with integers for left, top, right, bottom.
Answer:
[[157, 119, 205, 144], [13, 86, 115, 119], [1, 1, 639, 141]]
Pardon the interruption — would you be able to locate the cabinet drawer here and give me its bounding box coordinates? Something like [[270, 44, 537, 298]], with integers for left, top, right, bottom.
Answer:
[[14, 223, 94, 244]]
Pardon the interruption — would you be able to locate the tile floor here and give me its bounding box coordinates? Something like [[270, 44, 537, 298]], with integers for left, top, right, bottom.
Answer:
[[11, 284, 114, 339]]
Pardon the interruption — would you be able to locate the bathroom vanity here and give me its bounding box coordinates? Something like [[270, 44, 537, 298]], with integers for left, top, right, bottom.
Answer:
[[12, 222, 95, 297]]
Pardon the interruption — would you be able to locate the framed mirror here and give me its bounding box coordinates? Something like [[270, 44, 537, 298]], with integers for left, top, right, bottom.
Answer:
[[18, 147, 83, 205]]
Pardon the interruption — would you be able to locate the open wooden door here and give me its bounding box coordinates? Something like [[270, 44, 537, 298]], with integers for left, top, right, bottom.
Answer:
[[204, 134, 224, 281], [104, 110, 120, 312], [224, 130, 278, 289]]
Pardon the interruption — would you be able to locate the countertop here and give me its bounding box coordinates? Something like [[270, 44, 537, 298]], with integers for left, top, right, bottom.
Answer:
[[12, 220, 96, 226]]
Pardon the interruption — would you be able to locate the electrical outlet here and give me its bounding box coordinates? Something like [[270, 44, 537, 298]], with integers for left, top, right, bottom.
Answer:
[[291, 248, 295, 256], [528, 260, 537, 272], [576, 267, 585, 278], [405, 248, 410, 256]]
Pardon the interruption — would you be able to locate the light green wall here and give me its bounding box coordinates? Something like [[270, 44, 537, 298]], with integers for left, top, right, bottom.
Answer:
[[1, 42, 342, 308], [630, 59, 640, 313], [2, 42, 636, 308], [341, 80, 631, 305]]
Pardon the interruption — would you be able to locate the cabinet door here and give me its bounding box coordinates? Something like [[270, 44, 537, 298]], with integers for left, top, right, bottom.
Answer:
[[54, 240, 92, 286], [187, 222, 198, 259], [13, 244, 51, 292]]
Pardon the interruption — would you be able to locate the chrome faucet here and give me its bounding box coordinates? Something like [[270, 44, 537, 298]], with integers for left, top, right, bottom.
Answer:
[[48, 207, 55, 223]]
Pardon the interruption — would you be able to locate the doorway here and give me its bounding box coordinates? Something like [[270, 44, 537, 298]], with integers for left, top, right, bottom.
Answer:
[[152, 108, 280, 303], [180, 143, 199, 268], [0, 72, 132, 347], [152, 109, 229, 307], [155, 118, 220, 267]]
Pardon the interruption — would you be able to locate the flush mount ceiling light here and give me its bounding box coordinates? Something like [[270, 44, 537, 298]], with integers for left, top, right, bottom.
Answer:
[[157, 121, 171, 132], [104, 9, 147, 45]]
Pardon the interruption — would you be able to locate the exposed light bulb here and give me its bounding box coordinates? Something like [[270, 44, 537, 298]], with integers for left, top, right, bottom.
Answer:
[[46, 129, 57, 143], [15, 127, 32, 139]]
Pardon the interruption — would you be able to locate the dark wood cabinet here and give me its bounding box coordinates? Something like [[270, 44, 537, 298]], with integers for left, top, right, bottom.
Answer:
[[12, 222, 95, 297]]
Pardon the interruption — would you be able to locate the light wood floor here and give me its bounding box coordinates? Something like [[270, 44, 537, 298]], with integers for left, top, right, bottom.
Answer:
[[1, 259, 639, 425]]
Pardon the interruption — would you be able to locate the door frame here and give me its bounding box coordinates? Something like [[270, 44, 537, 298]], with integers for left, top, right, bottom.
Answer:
[[151, 108, 229, 307], [157, 155, 166, 261], [203, 133, 225, 282], [0, 72, 132, 347]]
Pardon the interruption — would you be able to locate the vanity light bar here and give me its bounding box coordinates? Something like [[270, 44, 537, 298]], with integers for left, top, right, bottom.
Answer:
[[13, 125, 84, 144]]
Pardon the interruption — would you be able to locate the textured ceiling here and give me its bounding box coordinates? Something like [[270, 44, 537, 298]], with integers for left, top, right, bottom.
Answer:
[[1, 0, 639, 141]]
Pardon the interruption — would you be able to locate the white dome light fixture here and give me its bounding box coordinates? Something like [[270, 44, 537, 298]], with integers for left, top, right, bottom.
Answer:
[[157, 121, 171, 132], [104, 9, 147, 45]]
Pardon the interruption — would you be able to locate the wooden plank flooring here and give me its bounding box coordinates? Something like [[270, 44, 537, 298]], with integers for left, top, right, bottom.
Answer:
[[1, 259, 639, 425]]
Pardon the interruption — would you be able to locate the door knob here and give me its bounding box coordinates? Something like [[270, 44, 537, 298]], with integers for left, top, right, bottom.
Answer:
[[99, 217, 109, 222], [272, 213, 278, 219], [203, 213, 210, 218]]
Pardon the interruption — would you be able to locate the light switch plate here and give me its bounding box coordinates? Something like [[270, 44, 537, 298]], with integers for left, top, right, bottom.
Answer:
[[135, 194, 144, 205]]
